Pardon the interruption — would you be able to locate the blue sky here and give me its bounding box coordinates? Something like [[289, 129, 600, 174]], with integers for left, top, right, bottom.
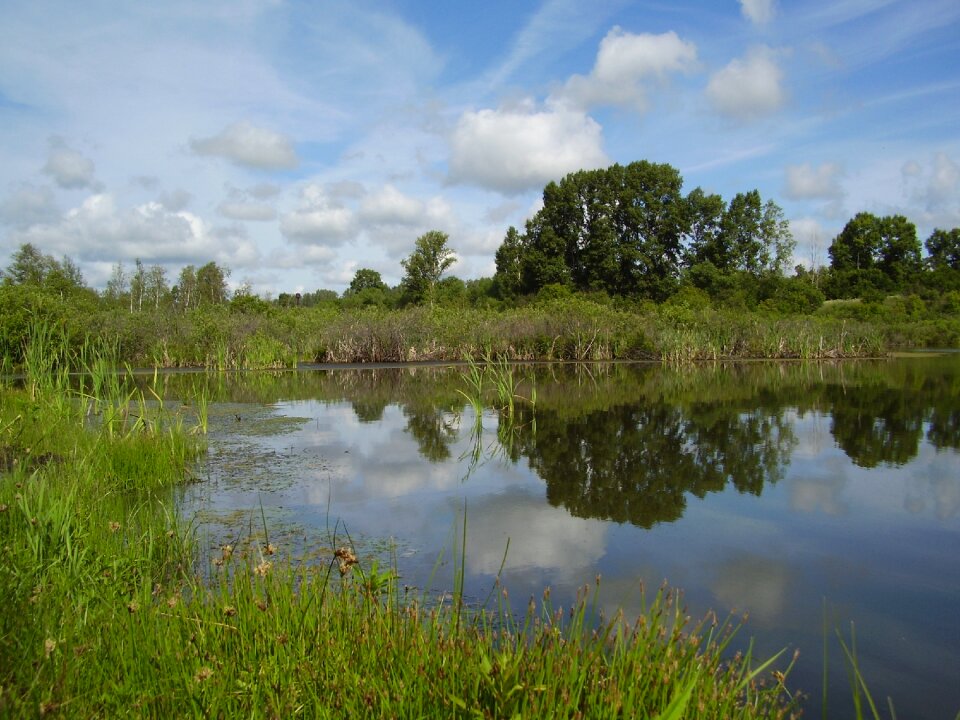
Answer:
[[1, 0, 958, 295]]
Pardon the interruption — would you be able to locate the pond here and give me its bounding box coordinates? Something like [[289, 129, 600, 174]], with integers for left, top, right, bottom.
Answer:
[[165, 356, 960, 719]]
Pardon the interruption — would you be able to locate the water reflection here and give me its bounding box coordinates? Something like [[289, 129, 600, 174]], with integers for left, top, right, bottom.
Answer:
[[513, 403, 793, 527], [165, 357, 960, 719], [158, 356, 960, 528]]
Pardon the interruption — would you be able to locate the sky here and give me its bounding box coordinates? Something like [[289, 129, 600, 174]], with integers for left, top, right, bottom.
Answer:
[[1, 0, 958, 296]]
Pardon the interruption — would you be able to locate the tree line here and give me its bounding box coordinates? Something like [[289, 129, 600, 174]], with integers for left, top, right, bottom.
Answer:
[[492, 160, 960, 309], [3, 158, 959, 317]]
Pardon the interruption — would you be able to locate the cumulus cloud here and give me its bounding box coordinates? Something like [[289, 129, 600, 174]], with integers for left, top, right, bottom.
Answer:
[[558, 27, 698, 112], [784, 162, 844, 200], [901, 152, 960, 227], [0, 184, 60, 228], [353, 184, 459, 257], [359, 185, 455, 231], [42, 138, 99, 190], [8, 193, 257, 269], [739, 0, 776, 26], [190, 121, 298, 170], [448, 102, 608, 194], [280, 184, 355, 244], [706, 46, 785, 121], [359, 184, 425, 226]]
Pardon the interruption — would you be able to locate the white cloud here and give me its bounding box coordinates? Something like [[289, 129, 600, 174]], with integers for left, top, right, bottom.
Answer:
[[784, 162, 844, 200], [926, 151, 960, 209], [0, 184, 60, 227], [706, 46, 786, 121], [217, 184, 279, 221], [190, 121, 298, 170], [899, 151, 960, 229], [359, 184, 425, 226], [8, 193, 257, 268], [280, 184, 355, 244], [358, 184, 456, 235], [739, 0, 776, 26], [790, 217, 832, 269], [558, 27, 698, 112], [448, 103, 608, 194], [42, 138, 99, 190], [218, 201, 277, 222]]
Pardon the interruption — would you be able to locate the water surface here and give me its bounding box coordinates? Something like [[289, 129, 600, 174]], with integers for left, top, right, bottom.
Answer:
[[169, 357, 960, 719]]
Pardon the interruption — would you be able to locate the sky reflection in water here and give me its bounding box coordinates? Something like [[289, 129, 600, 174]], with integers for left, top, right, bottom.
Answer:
[[175, 358, 960, 719]]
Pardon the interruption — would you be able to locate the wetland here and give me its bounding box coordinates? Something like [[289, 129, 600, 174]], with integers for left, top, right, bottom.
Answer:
[[170, 355, 960, 718]]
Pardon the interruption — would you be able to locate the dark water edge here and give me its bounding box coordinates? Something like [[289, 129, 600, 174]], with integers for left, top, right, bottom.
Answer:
[[165, 357, 960, 719]]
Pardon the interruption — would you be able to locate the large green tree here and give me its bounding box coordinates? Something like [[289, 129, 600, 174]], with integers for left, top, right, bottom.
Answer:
[[4, 243, 85, 293], [609, 161, 688, 299], [827, 213, 920, 297], [493, 226, 524, 299], [400, 230, 456, 306], [501, 161, 689, 300], [346, 268, 388, 295], [196, 261, 231, 305], [925, 228, 960, 271]]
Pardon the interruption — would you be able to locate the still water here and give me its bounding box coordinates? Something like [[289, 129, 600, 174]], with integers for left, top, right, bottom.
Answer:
[[168, 357, 960, 718]]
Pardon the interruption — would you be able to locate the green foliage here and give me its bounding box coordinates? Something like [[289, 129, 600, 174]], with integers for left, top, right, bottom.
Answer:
[[346, 267, 388, 295], [197, 261, 231, 305], [401, 230, 457, 306], [827, 213, 921, 298], [495, 164, 794, 304], [758, 276, 825, 315], [493, 226, 524, 299]]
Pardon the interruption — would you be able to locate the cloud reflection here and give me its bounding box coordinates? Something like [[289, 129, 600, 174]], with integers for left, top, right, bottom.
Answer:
[[466, 492, 608, 584]]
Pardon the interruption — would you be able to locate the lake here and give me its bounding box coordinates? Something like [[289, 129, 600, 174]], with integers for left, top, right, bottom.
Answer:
[[167, 356, 960, 719]]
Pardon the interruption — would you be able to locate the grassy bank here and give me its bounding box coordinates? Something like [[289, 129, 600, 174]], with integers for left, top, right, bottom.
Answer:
[[0, 335, 801, 718]]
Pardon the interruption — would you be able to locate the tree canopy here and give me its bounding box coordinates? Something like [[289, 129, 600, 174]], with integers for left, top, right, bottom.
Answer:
[[492, 161, 794, 302], [826, 213, 921, 297], [400, 230, 456, 306]]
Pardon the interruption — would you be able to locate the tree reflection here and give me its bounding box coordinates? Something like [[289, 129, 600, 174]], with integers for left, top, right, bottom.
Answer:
[[514, 402, 794, 528], [155, 356, 960, 515], [827, 386, 922, 468], [404, 407, 458, 462]]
